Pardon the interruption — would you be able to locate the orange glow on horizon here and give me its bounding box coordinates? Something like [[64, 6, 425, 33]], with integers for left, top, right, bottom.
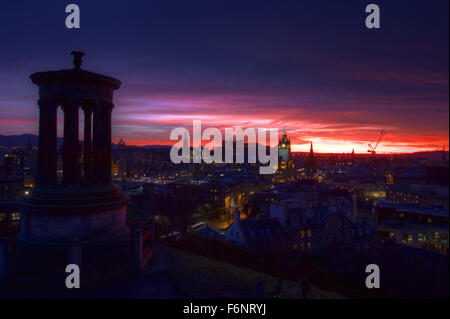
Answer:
[[111, 101, 448, 154], [114, 136, 448, 154]]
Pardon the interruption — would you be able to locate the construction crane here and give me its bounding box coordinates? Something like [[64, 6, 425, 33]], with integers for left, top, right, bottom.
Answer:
[[368, 128, 386, 155]]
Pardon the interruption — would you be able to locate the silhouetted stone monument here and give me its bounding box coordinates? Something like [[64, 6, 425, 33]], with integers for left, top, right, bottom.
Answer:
[[13, 52, 131, 285]]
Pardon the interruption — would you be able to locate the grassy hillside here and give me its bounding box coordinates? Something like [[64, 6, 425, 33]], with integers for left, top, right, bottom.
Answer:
[[165, 246, 341, 299]]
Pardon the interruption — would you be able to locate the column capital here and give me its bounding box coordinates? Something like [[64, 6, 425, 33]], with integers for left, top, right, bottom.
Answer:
[[38, 99, 59, 108], [95, 100, 114, 111], [81, 105, 93, 115], [81, 99, 97, 112], [61, 98, 82, 110]]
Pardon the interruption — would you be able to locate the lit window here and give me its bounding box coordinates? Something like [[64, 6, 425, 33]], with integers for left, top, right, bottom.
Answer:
[[440, 233, 448, 244], [402, 233, 413, 244], [307, 229, 312, 237], [433, 232, 439, 241], [418, 233, 427, 242]]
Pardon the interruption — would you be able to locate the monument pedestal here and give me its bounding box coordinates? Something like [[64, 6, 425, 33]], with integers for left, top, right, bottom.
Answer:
[[17, 185, 129, 242]]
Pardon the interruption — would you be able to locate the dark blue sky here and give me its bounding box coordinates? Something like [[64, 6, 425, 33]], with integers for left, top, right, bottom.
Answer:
[[0, 0, 448, 152]]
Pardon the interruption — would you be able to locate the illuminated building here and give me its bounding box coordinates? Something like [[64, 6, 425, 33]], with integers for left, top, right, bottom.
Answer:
[[386, 184, 448, 208], [224, 207, 288, 255], [376, 200, 448, 254], [278, 129, 291, 164], [276, 130, 295, 182], [270, 194, 375, 255]]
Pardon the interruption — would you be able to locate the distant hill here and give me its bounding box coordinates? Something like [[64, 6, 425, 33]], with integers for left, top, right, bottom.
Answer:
[[0, 134, 170, 150], [0, 134, 447, 160], [411, 150, 448, 161], [0, 134, 40, 148], [113, 144, 171, 150]]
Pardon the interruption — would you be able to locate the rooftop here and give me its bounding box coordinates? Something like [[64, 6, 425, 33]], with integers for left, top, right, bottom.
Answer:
[[378, 200, 449, 218]]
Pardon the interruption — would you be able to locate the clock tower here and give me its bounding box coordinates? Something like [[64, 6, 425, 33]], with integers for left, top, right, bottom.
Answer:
[[278, 129, 291, 165]]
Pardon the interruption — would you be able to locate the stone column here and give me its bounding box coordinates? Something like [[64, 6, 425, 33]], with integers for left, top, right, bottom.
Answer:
[[92, 101, 113, 185], [37, 99, 58, 186], [62, 100, 80, 185], [82, 105, 93, 183], [92, 102, 104, 184], [103, 103, 113, 184]]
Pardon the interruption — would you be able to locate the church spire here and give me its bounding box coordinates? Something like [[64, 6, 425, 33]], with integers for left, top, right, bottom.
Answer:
[[279, 129, 290, 148], [118, 137, 126, 150], [306, 141, 316, 179]]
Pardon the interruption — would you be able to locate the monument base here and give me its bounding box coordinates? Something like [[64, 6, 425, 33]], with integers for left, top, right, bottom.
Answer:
[[16, 184, 130, 242], [9, 184, 135, 288]]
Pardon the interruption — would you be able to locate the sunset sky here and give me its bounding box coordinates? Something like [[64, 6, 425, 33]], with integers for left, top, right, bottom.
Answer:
[[0, 0, 448, 153]]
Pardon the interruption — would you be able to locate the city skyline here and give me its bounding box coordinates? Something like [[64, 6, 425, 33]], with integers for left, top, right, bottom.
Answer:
[[0, 0, 448, 154], [0, 1, 449, 301]]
